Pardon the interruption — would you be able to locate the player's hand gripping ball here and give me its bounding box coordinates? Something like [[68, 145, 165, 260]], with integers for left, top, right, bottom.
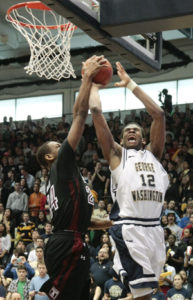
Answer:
[[82, 59, 113, 86]]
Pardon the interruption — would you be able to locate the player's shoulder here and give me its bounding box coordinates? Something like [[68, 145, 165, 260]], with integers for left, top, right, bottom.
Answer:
[[57, 138, 75, 161], [145, 148, 162, 163]]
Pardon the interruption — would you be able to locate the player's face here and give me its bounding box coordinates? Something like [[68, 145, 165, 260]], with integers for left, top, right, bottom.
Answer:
[[122, 124, 144, 150]]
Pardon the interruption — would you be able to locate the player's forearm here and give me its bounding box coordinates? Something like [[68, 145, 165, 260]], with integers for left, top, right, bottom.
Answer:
[[115, 62, 163, 120], [89, 217, 113, 230], [89, 85, 102, 114], [89, 85, 116, 163], [73, 76, 92, 119], [133, 86, 164, 120]]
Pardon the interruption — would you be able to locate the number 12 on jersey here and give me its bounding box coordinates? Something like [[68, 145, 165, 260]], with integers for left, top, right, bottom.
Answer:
[[140, 174, 155, 187]]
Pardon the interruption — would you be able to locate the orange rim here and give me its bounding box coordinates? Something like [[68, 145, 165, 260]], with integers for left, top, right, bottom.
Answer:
[[6, 1, 77, 31]]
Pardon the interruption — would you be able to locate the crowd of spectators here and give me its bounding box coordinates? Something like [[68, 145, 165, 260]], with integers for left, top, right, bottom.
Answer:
[[0, 103, 192, 300]]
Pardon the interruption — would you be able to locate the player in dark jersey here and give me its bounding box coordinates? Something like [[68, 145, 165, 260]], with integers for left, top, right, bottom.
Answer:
[[36, 56, 113, 300]]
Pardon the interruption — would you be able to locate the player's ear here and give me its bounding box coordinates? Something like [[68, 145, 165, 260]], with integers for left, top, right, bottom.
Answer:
[[142, 138, 146, 146], [45, 153, 54, 161], [120, 138, 123, 146]]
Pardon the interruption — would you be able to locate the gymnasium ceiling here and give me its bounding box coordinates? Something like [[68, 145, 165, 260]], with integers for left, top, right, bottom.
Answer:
[[1, 0, 193, 91]]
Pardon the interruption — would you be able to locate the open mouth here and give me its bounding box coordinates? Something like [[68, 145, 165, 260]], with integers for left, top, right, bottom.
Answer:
[[128, 136, 136, 142]]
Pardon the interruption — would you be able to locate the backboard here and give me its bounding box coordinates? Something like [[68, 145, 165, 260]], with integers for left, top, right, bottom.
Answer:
[[41, 0, 162, 72]]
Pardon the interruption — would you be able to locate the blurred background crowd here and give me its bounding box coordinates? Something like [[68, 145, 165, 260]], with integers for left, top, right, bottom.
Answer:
[[0, 102, 192, 300]]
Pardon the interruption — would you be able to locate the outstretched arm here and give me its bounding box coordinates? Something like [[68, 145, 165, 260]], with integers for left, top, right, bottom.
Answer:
[[115, 62, 165, 160], [67, 55, 106, 151], [89, 84, 122, 170]]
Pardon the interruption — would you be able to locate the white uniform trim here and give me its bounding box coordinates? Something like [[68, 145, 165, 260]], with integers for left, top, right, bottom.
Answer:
[[130, 277, 157, 285], [114, 219, 160, 226]]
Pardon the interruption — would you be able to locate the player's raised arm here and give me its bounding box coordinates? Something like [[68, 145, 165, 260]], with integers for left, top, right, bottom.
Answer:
[[89, 84, 122, 170], [67, 55, 106, 152], [115, 62, 165, 160]]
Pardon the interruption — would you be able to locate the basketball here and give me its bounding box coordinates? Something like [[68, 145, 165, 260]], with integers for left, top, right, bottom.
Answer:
[[82, 59, 113, 86], [93, 60, 113, 85]]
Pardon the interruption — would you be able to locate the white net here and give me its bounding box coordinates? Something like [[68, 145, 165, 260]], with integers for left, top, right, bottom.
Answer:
[[6, 2, 77, 81]]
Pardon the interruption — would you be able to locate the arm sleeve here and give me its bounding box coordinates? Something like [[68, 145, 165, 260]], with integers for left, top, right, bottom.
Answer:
[[25, 262, 35, 279], [3, 263, 13, 278]]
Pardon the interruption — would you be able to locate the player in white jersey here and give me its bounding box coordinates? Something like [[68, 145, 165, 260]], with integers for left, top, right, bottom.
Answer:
[[89, 61, 169, 300]]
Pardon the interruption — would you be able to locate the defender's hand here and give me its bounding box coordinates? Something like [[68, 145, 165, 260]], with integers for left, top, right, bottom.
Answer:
[[114, 62, 131, 87]]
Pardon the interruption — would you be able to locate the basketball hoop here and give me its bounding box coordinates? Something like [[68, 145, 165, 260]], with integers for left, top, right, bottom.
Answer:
[[6, 1, 77, 81]]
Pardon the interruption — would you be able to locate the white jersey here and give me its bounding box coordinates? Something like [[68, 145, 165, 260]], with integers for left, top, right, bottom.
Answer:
[[110, 148, 169, 221]]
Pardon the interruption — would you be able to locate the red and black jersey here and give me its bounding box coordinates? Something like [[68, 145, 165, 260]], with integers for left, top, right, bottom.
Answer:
[[46, 139, 94, 233]]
